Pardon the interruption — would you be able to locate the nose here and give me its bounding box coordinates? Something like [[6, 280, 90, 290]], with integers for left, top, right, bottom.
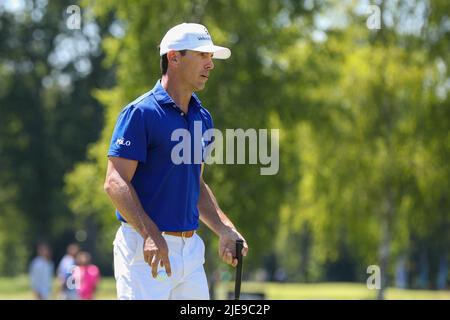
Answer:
[[206, 56, 214, 70]]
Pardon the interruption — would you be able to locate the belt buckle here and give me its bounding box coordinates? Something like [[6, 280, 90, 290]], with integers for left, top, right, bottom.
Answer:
[[181, 231, 187, 238]]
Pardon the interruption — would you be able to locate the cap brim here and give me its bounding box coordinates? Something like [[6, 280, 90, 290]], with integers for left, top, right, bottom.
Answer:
[[190, 45, 231, 59]]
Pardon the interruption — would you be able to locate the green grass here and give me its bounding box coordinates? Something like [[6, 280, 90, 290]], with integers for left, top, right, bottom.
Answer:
[[0, 275, 117, 300], [0, 275, 448, 300], [216, 281, 450, 300]]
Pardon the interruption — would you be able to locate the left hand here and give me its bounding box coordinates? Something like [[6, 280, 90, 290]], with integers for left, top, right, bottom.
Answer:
[[218, 228, 249, 267]]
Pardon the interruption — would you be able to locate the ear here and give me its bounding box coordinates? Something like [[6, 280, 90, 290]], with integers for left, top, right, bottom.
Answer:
[[167, 51, 179, 64]]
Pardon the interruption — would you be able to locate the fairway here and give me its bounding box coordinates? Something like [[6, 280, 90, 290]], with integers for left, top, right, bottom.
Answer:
[[1, 276, 448, 300]]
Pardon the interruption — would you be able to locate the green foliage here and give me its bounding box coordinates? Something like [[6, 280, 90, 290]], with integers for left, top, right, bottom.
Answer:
[[1, 0, 447, 289], [275, 1, 450, 290], [0, 0, 109, 274], [64, 1, 449, 288]]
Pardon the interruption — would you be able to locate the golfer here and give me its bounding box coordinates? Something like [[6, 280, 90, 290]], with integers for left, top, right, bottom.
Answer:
[[104, 23, 248, 300]]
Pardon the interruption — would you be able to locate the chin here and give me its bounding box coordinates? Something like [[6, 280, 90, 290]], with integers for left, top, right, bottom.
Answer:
[[194, 83, 206, 92]]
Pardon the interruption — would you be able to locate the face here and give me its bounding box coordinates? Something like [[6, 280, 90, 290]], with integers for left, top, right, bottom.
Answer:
[[76, 252, 91, 266], [68, 244, 80, 257], [38, 245, 51, 259], [169, 50, 214, 91]]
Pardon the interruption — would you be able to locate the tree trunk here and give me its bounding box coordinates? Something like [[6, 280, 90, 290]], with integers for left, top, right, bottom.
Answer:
[[377, 194, 393, 300]]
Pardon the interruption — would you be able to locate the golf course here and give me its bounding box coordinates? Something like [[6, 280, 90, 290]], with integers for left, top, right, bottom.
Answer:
[[0, 276, 448, 300]]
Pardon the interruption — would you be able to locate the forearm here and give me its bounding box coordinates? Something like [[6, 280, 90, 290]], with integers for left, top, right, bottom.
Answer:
[[104, 174, 159, 239], [198, 179, 236, 236]]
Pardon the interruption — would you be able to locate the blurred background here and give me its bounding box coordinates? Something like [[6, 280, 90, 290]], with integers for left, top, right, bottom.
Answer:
[[0, 0, 449, 300]]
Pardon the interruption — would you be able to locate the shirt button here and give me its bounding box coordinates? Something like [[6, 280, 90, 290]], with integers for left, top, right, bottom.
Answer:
[[180, 112, 184, 116]]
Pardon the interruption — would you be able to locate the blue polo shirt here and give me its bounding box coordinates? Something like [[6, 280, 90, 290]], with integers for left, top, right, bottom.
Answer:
[[107, 80, 214, 231]]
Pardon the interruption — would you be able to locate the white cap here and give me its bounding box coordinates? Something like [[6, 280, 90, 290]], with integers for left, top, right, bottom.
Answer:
[[159, 23, 231, 59]]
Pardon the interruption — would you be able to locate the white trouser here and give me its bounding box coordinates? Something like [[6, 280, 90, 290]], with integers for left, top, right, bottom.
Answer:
[[113, 222, 210, 300]]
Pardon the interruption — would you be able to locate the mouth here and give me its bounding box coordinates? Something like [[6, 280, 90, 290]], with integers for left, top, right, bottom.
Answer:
[[200, 75, 209, 79]]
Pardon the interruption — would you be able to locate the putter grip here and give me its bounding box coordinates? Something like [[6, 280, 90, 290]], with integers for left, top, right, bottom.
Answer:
[[234, 239, 244, 300]]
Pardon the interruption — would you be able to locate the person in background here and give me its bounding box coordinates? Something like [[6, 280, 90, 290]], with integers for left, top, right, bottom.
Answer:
[[75, 251, 100, 300], [29, 243, 54, 300], [57, 243, 80, 300]]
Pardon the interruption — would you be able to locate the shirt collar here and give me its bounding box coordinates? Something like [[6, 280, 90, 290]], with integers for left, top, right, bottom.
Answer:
[[152, 79, 202, 111]]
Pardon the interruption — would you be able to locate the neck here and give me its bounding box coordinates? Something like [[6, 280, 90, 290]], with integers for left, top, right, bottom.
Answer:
[[161, 74, 192, 113]]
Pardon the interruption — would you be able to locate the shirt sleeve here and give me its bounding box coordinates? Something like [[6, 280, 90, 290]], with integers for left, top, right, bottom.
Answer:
[[108, 105, 149, 162]]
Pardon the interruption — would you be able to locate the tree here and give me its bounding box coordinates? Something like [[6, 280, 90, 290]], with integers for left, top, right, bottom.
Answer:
[[276, 0, 449, 298], [0, 0, 110, 274]]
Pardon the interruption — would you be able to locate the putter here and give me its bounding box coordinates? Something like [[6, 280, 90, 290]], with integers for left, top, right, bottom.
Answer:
[[234, 239, 244, 300]]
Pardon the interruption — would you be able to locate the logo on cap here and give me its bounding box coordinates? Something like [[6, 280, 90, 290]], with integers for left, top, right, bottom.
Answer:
[[197, 26, 211, 40]]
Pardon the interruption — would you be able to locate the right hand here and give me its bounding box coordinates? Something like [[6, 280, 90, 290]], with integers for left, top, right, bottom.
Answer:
[[143, 234, 172, 278]]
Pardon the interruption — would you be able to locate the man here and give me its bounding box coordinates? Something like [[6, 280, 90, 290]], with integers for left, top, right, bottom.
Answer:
[[57, 243, 80, 300], [104, 23, 248, 300], [29, 243, 54, 300]]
